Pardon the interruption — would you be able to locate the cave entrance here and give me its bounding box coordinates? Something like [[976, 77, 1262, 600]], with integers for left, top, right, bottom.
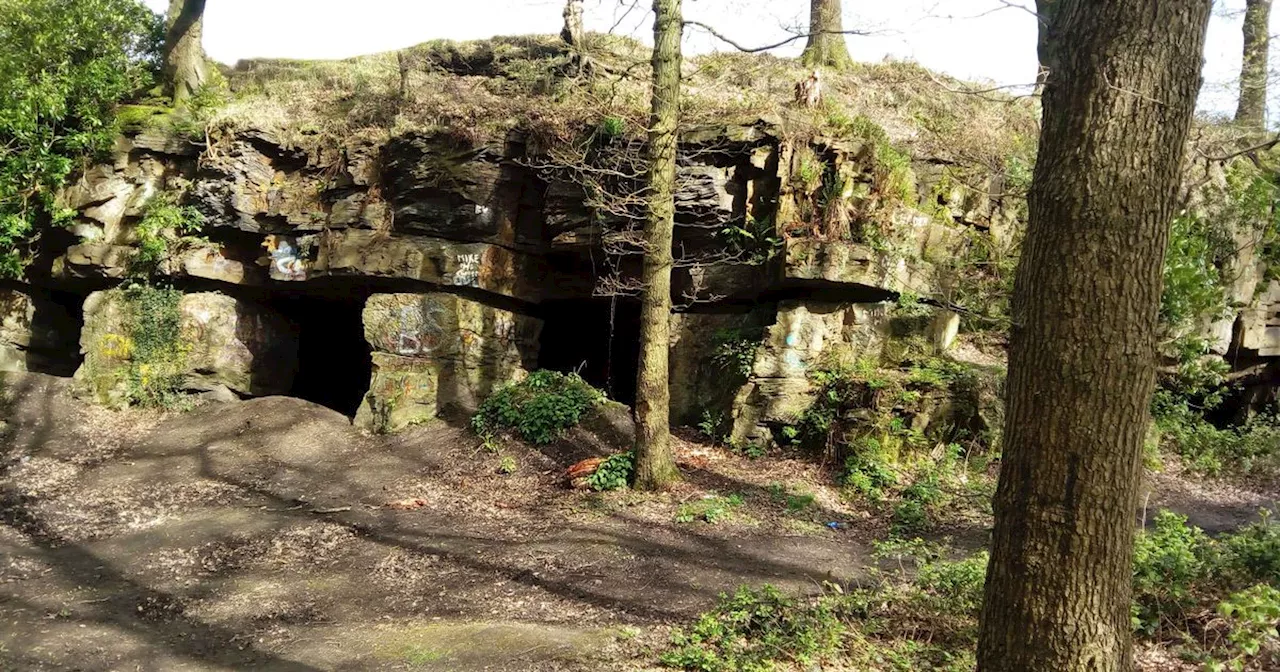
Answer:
[[269, 292, 372, 417], [538, 297, 640, 406]]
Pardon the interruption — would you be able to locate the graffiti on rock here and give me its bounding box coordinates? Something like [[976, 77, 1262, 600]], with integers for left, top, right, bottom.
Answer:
[[263, 235, 308, 281], [447, 253, 481, 287], [392, 300, 446, 356]]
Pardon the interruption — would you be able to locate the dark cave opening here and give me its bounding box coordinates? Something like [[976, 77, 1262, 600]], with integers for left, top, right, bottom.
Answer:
[[538, 298, 641, 406], [5, 284, 87, 377], [268, 292, 372, 417]]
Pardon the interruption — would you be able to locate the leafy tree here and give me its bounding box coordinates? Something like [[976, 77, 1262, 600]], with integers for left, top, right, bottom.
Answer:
[[976, 0, 1212, 671], [0, 0, 162, 278]]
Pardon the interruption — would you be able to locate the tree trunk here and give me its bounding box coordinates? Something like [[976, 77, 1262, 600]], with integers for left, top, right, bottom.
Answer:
[[632, 0, 682, 491], [561, 0, 585, 47], [976, 1, 1211, 671], [163, 0, 208, 105], [1033, 0, 1060, 92], [801, 0, 853, 71], [1235, 0, 1272, 128]]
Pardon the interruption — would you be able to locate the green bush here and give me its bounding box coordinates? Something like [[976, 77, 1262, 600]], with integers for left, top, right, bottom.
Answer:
[[709, 327, 762, 380], [1214, 584, 1280, 671], [0, 0, 163, 278], [586, 451, 633, 491], [1133, 511, 1280, 669], [1132, 510, 1216, 635], [471, 370, 604, 444]]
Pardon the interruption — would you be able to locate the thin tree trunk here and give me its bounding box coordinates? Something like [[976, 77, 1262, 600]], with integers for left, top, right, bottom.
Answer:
[[163, 0, 208, 106], [1235, 0, 1272, 128], [976, 1, 1211, 671], [632, 0, 682, 491], [801, 0, 853, 71]]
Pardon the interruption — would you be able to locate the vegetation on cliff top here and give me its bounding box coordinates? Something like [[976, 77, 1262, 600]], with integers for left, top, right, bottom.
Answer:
[[214, 33, 1038, 167]]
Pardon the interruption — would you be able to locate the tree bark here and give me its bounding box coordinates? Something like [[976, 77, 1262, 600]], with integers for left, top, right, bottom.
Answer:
[[1033, 0, 1060, 92], [632, 0, 682, 491], [1235, 0, 1272, 128], [801, 0, 853, 71], [163, 0, 208, 105], [976, 1, 1211, 671], [561, 0, 585, 47]]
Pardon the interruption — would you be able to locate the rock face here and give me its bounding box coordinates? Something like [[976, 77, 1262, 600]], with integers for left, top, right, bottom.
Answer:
[[37, 110, 1274, 433], [0, 289, 78, 374], [1239, 281, 1280, 357], [76, 289, 298, 407], [355, 293, 541, 432], [728, 301, 894, 446]]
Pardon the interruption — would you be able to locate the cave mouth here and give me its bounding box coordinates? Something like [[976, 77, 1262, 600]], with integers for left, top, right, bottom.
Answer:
[[268, 292, 372, 417], [538, 298, 640, 406]]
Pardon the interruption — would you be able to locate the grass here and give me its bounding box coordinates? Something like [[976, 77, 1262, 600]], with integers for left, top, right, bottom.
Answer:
[[210, 33, 1037, 171]]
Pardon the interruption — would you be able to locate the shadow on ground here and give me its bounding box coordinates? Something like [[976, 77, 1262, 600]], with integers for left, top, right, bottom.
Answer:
[[0, 373, 869, 671]]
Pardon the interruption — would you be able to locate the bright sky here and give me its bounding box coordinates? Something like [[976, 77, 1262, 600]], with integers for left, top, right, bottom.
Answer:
[[142, 0, 1271, 117]]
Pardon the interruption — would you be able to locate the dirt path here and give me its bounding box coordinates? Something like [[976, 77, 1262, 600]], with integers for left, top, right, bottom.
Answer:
[[1, 372, 1275, 670], [0, 373, 873, 671]]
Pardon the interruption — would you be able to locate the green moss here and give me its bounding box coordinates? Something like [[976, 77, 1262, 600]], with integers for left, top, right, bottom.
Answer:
[[115, 104, 170, 132]]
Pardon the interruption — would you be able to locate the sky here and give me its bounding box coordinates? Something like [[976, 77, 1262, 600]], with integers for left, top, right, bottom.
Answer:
[[142, 0, 1269, 117]]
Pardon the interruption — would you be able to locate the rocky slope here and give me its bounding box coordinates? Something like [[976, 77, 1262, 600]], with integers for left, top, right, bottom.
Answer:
[[1, 34, 1275, 442]]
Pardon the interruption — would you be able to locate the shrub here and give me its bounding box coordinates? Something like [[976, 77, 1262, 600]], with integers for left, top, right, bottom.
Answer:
[[1214, 584, 1280, 671], [1133, 511, 1280, 669], [709, 327, 762, 380], [1132, 510, 1216, 635], [586, 451, 633, 491], [130, 194, 205, 277], [471, 370, 604, 444]]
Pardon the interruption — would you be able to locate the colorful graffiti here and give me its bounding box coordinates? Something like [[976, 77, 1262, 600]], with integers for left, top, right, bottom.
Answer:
[[263, 235, 307, 281]]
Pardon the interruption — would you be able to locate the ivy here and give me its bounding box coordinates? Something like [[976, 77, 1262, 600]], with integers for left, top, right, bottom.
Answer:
[[120, 282, 190, 407]]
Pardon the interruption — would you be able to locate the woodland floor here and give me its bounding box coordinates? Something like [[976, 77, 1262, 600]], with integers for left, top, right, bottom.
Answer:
[[0, 371, 1276, 671]]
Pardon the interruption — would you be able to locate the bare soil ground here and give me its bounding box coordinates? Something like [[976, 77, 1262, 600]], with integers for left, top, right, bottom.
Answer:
[[1, 371, 1275, 671]]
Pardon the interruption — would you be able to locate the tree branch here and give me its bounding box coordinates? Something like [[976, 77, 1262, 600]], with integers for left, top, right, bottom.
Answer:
[[682, 20, 872, 54]]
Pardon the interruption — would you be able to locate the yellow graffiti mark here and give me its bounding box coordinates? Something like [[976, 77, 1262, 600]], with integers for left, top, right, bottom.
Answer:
[[100, 333, 134, 359]]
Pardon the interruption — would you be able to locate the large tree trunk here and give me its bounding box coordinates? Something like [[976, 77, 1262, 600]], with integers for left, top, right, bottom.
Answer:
[[1033, 0, 1060, 92], [632, 0, 683, 491], [801, 0, 853, 71], [976, 1, 1211, 671], [163, 0, 208, 105], [1235, 0, 1272, 128]]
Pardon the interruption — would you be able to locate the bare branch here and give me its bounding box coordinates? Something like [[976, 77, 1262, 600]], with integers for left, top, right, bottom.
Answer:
[[682, 20, 873, 54]]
